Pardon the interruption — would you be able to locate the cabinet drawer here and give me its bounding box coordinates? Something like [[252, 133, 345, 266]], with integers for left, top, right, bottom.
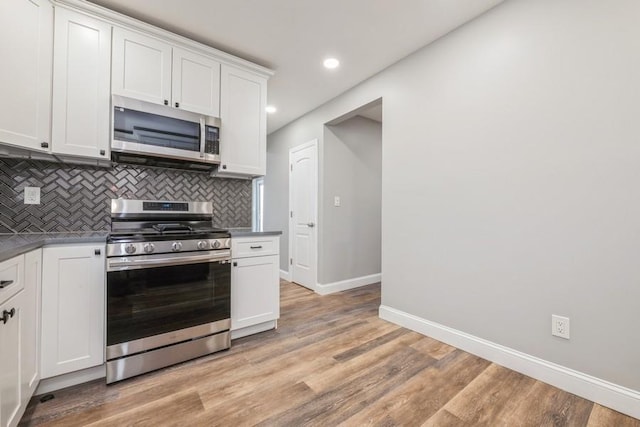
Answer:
[[0, 254, 24, 305], [232, 236, 279, 258]]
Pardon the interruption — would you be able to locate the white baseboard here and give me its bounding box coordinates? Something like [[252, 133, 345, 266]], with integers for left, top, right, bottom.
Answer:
[[378, 305, 640, 420], [279, 269, 291, 282], [36, 365, 106, 395], [231, 320, 277, 340], [316, 273, 381, 295]]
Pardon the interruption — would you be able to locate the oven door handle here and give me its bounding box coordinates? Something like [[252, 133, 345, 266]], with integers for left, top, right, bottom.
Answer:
[[107, 251, 231, 271]]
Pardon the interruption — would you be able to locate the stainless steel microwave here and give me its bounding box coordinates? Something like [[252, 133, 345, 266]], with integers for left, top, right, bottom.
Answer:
[[111, 95, 221, 171]]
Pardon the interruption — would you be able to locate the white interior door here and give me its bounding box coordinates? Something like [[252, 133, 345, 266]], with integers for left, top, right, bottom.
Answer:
[[289, 140, 318, 290]]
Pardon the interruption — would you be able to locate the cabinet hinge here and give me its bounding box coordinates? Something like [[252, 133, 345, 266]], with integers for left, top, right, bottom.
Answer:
[[290, 164, 293, 172], [290, 211, 293, 218], [290, 258, 293, 265]]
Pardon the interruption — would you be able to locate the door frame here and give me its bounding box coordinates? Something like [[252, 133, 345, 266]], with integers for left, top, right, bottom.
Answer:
[[288, 139, 318, 291]]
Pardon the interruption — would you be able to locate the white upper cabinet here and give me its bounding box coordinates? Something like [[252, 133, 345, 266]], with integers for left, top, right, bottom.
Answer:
[[0, 0, 52, 152], [112, 27, 172, 106], [218, 65, 267, 177], [172, 48, 221, 117], [112, 28, 221, 116], [51, 8, 111, 160]]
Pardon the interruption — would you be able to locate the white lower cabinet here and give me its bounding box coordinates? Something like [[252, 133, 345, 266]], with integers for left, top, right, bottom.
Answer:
[[41, 244, 105, 379], [0, 291, 22, 427], [0, 250, 40, 427], [231, 236, 280, 338], [21, 250, 41, 408]]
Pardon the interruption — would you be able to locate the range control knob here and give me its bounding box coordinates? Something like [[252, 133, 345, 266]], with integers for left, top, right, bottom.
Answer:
[[171, 242, 183, 252], [211, 240, 221, 249], [197, 241, 209, 250], [124, 244, 136, 254], [143, 243, 155, 254]]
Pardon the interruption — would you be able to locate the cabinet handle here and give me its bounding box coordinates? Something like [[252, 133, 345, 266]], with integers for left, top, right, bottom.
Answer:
[[99, 150, 106, 156], [95, 249, 101, 255], [175, 102, 180, 108], [0, 280, 13, 289], [1, 308, 15, 325], [41, 142, 49, 148], [164, 100, 169, 105], [233, 262, 237, 267], [250, 245, 263, 249]]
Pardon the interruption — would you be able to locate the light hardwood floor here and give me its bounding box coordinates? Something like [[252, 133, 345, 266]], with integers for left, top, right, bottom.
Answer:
[[20, 280, 640, 426]]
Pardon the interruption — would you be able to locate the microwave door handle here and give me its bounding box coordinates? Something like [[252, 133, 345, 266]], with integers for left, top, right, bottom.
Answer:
[[199, 118, 205, 158]]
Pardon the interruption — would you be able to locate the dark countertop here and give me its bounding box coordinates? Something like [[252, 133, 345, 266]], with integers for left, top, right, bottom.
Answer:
[[0, 229, 281, 262], [227, 228, 283, 237], [0, 232, 108, 263]]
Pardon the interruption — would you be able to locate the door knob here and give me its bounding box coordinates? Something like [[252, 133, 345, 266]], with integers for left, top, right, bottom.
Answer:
[[307, 222, 315, 228]]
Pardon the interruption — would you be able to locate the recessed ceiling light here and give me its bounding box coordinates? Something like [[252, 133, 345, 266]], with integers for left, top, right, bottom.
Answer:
[[323, 58, 340, 69], [265, 105, 277, 114]]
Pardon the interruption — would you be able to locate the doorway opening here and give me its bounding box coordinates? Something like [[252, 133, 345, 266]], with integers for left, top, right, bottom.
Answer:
[[287, 98, 382, 295]]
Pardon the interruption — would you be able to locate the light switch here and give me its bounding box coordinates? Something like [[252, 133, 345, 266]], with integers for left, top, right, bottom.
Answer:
[[334, 196, 341, 207], [24, 187, 41, 205]]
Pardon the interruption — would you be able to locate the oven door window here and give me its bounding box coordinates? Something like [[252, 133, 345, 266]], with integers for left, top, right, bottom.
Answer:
[[107, 261, 230, 346]]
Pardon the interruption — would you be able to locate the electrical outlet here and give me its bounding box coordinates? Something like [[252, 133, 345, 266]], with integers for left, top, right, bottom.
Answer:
[[334, 196, 341, 207], [552, 315, 570, 339], [24, 187, 41, 205]]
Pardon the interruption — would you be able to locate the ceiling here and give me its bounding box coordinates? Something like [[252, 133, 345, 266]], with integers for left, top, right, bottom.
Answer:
[[87, 0, 504, 134]]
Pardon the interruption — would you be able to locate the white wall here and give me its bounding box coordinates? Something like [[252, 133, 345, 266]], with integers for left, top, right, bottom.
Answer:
[[320, 116, 382, 284], [266, 0, 640, 398]]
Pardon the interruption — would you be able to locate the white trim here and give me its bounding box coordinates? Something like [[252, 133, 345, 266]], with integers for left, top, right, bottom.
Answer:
[[52, 0, 273, 78], [36, 365, 106, 395], [316, 273, 381, 295], [280, 269, 291, 282], [379, 305, 640, 420], [231, 320, 277, 340]]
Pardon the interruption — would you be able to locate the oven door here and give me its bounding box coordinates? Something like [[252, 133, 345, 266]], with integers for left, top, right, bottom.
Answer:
[[106, 251, 230, 359]]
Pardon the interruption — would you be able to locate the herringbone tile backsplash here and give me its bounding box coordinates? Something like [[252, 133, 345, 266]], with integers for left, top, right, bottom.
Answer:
[[0, 159, 252, 233]]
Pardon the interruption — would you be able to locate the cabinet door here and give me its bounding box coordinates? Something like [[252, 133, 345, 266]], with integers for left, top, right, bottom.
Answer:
[[51, 8, 111, 160], [41, 245, 105, 379], [0, 0, 52, 152], [219, 65, 267, 176], [231, 255, 279, 331], [112, 27, 171, 106], [0, 255, 24, 308], [0, 292, 23, 427], [172, 48, 220, 117], [21, 250, 41, 406]]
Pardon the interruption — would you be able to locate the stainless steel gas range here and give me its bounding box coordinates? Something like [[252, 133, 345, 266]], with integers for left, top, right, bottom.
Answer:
[[105, 199, 231, 383]]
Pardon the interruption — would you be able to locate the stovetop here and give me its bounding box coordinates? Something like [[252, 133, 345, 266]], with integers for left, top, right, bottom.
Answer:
[[107, 200, 231, 254], [108, 227, 230, 244]]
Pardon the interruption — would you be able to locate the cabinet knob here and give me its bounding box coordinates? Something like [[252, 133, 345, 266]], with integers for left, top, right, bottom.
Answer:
[[99, 150, 105, 156], [175, 102, 180, 108], [164, 100, 169, 105], [233, 262, 237, 267], [41, 142, 49, 148], [1, 308, 15, 325], [222, 165, 227, 170]]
